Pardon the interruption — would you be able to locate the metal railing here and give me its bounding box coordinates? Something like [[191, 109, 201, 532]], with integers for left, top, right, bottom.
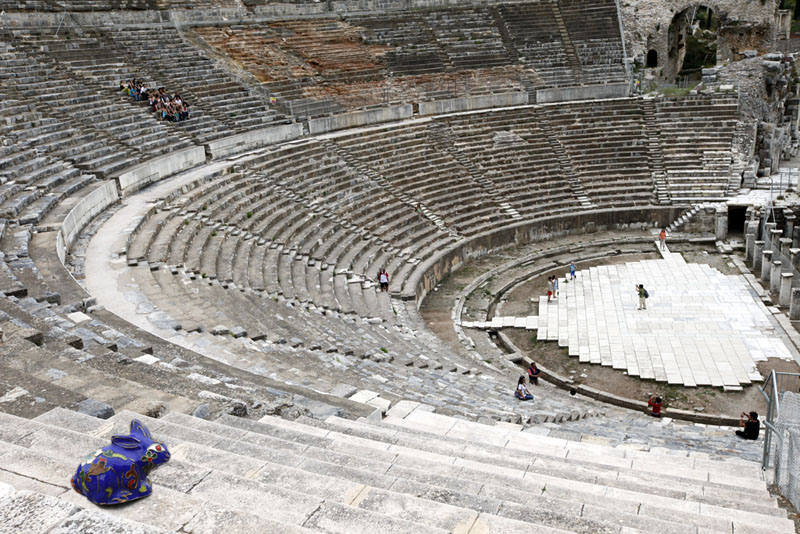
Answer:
[[759, 369, 800, 470]]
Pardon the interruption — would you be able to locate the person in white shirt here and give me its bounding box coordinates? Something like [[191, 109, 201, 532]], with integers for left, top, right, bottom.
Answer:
[[515, 376, 533, 401]]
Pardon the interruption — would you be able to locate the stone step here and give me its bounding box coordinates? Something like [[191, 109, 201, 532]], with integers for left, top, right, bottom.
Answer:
[[316, 412, 783, 510], [2, 410, 446, 534], [0, 429, 312, 533], [319, 409, 773, 497], [229, 413, 788, 533], [161, 410, 778, 534], [40, 408, 599, 534], [0, 484, 170, 534]]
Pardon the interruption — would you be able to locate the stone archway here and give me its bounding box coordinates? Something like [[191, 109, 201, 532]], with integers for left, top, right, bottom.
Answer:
[[666, 5, 718, 81]]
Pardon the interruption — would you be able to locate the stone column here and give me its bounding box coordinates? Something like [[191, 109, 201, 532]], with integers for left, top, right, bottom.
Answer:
[[745, 221, 760, 262], [714, 206, 728, 241], [761, 250, 773, 281], [780, 273, 794, 306], [781, 238, 794, 269], [793, 225, 800, 249], [753, 241, 765, 271], [785, 214, 796, 238], [792, 248, 800, 272], [771, 229, 784, 255], [763, 221, 776, 242], [791, 288, 800, 320], [770, 260, 783, 294]]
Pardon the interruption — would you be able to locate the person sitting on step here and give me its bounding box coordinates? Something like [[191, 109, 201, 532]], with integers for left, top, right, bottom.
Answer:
[[736, 411, 760, 440], [515, 376, 533, 401], [647, 395, 662, 418], [527, 361, 541, 386]]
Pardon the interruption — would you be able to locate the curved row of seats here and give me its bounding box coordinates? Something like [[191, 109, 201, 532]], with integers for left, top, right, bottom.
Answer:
[[0, 0, 240, 11], [114, 94, 742, 424], [2, 27, 285, 148], [0, 26, 742, 433], [188, 1, 627, 116], [120, 95, 739, 312], [656, 95, 740, 201]]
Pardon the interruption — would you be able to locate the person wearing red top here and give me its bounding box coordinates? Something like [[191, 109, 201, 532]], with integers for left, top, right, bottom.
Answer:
[[527, 361, 541, 386], [647, 396, 662, 418]]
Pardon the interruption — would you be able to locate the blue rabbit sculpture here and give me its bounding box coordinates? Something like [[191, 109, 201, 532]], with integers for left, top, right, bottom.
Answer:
[[71, 419, 170, 505]]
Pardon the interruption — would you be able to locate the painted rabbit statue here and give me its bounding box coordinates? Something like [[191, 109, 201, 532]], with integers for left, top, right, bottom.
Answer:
[[71, 419, 170, 505]]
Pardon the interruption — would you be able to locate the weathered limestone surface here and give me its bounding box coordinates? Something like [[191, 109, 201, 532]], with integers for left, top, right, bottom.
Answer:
[[620, 0, 778, 72]]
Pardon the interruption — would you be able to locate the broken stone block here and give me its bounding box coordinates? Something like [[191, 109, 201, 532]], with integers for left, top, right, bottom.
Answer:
[[144, 402, 168, 419], [133, 354, 160, 366], [67, 311, 91, 324], [192, 404, 211, 419], [211, 325, 230, 336], [76, 399, 115, 420]]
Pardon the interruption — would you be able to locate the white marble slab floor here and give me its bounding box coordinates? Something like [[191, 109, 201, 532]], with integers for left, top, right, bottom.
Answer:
[[547, 248, 793, 387], [463, 246, 794, 388]]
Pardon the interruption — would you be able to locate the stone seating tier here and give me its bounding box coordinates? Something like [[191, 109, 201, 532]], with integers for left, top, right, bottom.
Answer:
[[655, 97, 739, 200], [0, 405, 792, 533], [105, 27, 284, 138], [0, 44, 157, 178], [125, 259, 531, 416], [178, 2, 628, 115], [0, 86, 751, 532], [0, 0, 240, 10], [121, 95, 739, 320]]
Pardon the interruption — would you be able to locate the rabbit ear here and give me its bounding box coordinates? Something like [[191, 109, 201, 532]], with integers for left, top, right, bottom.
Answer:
[[129, 419, 152, 439], [111, 435, 141, 449]]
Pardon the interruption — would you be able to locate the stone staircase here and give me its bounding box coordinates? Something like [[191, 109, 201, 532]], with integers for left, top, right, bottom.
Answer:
[[0, 482, 168, 534], [319, 137, 460, 239], [537, 118, 594, 208], [0, 405, 793, 533], [551, 0, 583, 81], [667, 203, 706, 233], [727, 162, 744, 196], [640, 98, 670, 205], [428, 123, 521, 221]]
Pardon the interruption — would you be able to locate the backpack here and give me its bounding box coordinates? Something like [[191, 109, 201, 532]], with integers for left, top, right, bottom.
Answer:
[[643, 289, 649, 298]]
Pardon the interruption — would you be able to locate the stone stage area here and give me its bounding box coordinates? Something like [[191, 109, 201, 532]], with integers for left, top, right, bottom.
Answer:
[[463, 245, 795, 389]]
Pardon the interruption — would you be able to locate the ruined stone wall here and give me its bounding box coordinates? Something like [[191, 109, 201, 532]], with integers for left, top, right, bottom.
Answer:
[[620, 0, 796, 177], [709, 54, 798, 175], [620, 0, 779, 79]]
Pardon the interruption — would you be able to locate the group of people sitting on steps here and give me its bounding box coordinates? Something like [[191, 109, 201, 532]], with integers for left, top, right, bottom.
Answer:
[[517, 366, 762, 441], [119, 79, 190, 122], [648, 395, 760, 439]]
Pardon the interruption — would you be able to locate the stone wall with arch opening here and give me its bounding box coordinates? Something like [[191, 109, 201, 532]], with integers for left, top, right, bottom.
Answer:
[[621, 0, 779, 82]]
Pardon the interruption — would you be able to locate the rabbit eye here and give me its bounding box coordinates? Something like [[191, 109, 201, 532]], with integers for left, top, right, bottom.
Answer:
[[155, 445, 162, 452]]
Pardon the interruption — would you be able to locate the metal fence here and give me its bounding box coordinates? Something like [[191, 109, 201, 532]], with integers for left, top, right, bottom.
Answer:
[[774, 391, 800, 510], [760, 371, 800, 511]]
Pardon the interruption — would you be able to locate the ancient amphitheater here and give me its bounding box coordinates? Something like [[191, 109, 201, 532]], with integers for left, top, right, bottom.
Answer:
[[1, 0, 800, 532]]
